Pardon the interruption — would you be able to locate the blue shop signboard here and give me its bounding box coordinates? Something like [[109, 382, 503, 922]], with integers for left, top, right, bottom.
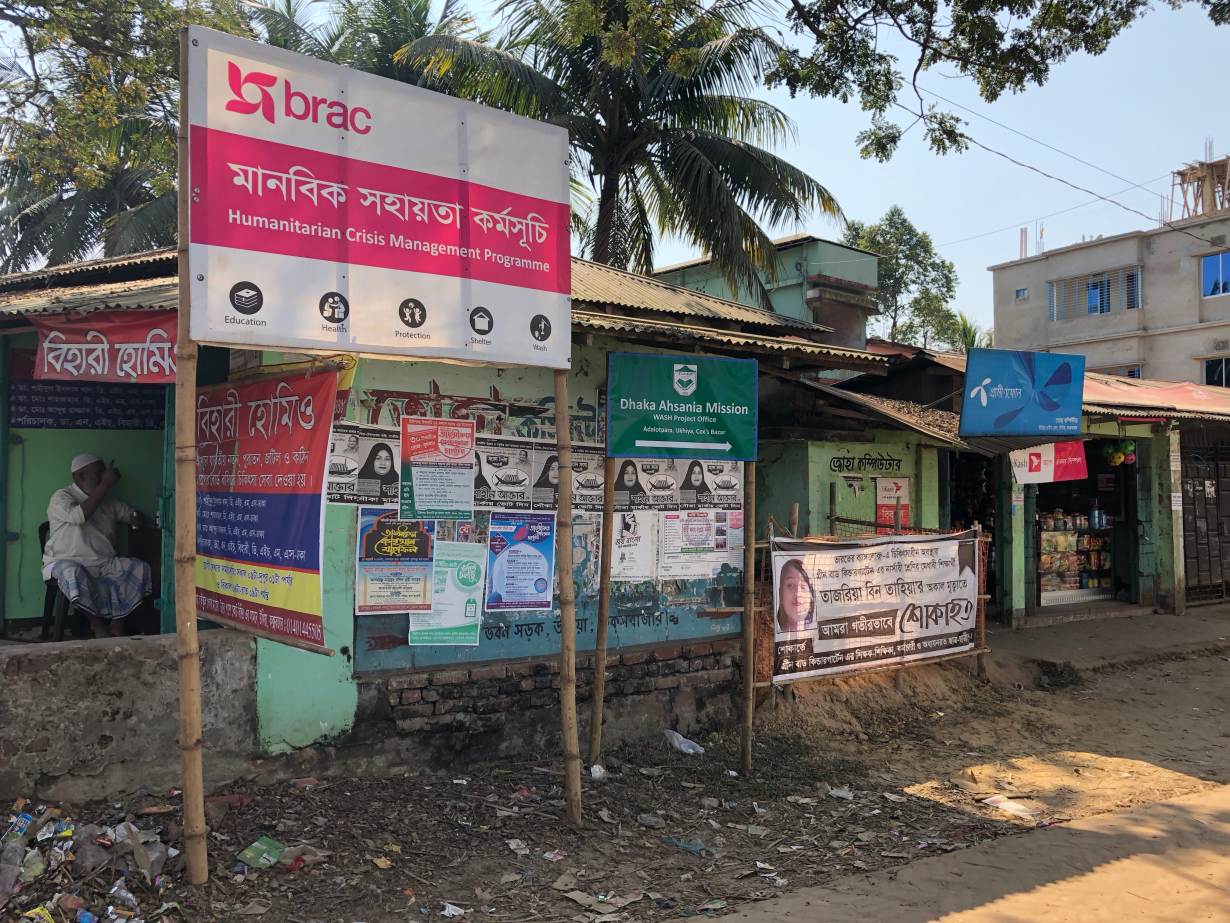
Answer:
[[959, 349, 1084, 437]]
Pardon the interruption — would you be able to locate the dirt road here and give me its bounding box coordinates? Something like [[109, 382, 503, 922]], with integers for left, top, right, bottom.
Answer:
[[703, 786, 1230, 922]]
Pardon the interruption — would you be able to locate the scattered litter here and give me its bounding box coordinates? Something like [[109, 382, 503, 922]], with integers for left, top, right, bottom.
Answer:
[[441, 901, 468, 917], [598, 808, 619, 825], [638, 768, 667, 779], [20, 907, 54, 923], [552, 872, 578, 891], [880, 849, 912, 859], [506, 839, 530, 856], [372, 856, 394, 869], [237, 898, 272, 915], [278, 844, 330, 871], [636, 814, 665, 829], [981, 795, 1038, 817], [590, 765, 609, 782], [883, 792, 908, 803], [542, 849, 566, 862], [137, 804, 176, 816], [726, 770, 738, 778], [697, 899, 728, 912], [290, 777, 321, 789], [501, 872, 523, 885], [662, 729, 705, 755], [827, 785, 854, 801], [785, 795, 816, 806], [452, 779, 469, 786], [700, 797, 720, 809], [236, 836, 286, 869], [663, 836, 717, 859]]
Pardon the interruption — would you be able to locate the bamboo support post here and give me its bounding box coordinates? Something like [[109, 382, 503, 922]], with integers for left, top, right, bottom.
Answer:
[[554, 369, 583, 827], [176, 27, 208, 885], [739, 460, 757, 776], [789, 501, 799, 538], [587, 457, 616, 765], [828, 482, 837, 536]]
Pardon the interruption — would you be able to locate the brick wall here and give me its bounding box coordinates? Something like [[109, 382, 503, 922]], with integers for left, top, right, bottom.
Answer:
[[379, 638, 741, 739]]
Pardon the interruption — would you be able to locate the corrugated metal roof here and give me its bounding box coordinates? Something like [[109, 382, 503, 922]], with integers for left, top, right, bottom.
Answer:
[[571, 258, 827, 332], [572, 311, 885, 371], [0, 277, 177, 316], [802, 379, 966, 447], [0, 249, 176, 293]]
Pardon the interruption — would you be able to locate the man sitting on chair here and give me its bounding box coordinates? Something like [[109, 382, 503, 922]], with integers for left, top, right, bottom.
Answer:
[[42, 454, 151, 638]]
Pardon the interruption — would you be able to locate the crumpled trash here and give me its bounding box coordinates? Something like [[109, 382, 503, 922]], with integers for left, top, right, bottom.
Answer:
[[637, 813, 665, 829], [590, 765, 609, 782], [109, 878, 139, 910], [663, 836, 717, 859], [440, 902, 468, 917], [19, 848, 45, 882], [663, 729, 704, 755], [277, 844, 330, 871], [20, 906, 54, 922], [237, 897, 272, 915], [236, 836, 285, 869]]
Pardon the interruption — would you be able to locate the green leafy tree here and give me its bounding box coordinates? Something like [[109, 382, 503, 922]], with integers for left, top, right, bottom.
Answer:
[[407, 0, 839, 303], [844, 205, 957, 348], [952, 310, 992, 353], [770, 0, 1228, 161], [0, 1, 251, 270]]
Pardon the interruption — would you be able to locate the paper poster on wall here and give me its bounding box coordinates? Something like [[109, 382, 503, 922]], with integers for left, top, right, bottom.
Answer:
[[570, 445, 606, 512], [612, 509, 658, 582], [485, 511, 557, 611], [355, 506, 434, 613], [530, 445, 562, 511], [875, 477, 911, 532], [474, 436, 534, 510], [725, 509, 746, 568], [328, 422, 401, 505], [410, 540, 485, 645], [400, 416, 476, 520], [659, 509, 732, 578]]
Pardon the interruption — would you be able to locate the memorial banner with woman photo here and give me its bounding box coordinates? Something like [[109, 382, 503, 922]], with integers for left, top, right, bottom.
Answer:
[[195, 371, 338, 653], [771, 530, 978, 683]]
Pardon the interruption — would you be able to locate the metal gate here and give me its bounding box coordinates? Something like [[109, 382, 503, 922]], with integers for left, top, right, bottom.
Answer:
[[1180, 430, 1230, 601]]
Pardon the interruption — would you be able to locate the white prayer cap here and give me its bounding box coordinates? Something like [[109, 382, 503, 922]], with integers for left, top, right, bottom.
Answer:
[[70, 453, 102, 474]]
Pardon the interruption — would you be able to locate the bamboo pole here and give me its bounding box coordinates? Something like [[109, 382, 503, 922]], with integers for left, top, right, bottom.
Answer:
[[587, 457, 616, 765], [554, 369, 583, 827], [789, 501, 799, 538], [176, 27, 208, 886], [739, 459, 757, 776]]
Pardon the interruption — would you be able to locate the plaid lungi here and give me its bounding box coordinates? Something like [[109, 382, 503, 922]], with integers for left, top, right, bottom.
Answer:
[[49, 557, 151, 620]]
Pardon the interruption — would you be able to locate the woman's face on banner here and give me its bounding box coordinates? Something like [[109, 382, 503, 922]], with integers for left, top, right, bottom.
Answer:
[[780, 567, 813, 622], [622, 465, 637, 487], [374, 448, 394, 475], [548, 460, 560, 484], [688, 466, 704, 488]]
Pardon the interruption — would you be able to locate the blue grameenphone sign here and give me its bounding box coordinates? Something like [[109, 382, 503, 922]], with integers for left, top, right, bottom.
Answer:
[[959, 349, 1085, 437]]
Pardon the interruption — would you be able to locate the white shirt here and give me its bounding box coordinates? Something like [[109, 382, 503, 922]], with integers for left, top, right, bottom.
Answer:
[[42, 484, 135, 579]]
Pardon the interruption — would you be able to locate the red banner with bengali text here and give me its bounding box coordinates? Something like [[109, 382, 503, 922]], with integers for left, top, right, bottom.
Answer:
[[31, 309, 178, 384]]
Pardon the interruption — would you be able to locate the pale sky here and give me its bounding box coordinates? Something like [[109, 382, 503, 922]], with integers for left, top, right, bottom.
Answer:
[[462, 1, 1228, 334]]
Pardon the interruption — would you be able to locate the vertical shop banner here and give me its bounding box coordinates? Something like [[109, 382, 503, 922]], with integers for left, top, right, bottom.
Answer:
[[959, 348, 1084, 437], [612, 510, 658, 582], [195, 371, 338, 652], [771, 530, 978, 683], [186, 26, 570, 368], [411, 540, 485, 645], [1009, 440, 1088, 484], [355, 506, 434, 613], [485, 511, 556, 611], [874, 477, 911, 531], [31, 309, 177, 383], [400, 417, 476, 520], [328, 422, 400, 504]]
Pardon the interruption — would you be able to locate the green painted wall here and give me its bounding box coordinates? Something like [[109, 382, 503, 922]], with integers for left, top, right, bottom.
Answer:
[[655, 239, 878, 320], [5, 424, 164, 620], [757, 441, 810, 538], [256, 501, 359, 751]]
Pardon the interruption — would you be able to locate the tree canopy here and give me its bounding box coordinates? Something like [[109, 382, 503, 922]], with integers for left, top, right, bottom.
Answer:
[[844, 205, 957, 348], [770, 0, 1229, 161]]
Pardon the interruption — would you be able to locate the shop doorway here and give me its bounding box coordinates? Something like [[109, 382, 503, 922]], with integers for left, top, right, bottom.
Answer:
[[1034, 439, 1139, 609], [951, 451, 999, 617], [1179, 427, 1230, 602]]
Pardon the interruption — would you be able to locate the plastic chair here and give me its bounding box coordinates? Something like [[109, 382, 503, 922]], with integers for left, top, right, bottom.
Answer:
[[38, 521, 77, 642]]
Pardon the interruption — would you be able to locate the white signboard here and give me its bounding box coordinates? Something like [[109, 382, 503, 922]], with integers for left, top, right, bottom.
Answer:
[[186, 26, 571, 367], [771, 530, 979, 683], [658, 509, 734, 578], [612, 510, 658, 582]]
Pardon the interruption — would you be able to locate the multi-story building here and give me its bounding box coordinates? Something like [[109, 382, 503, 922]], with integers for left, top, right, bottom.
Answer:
[[654, 233, 880, 352], [991, 157, 1230, 385]]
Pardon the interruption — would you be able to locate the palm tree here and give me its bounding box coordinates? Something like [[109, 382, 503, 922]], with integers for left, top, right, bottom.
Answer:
[[952, 311, 992, 353], [406, 0, 839, 303]]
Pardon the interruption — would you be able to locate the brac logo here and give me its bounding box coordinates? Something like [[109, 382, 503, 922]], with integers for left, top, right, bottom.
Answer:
[[223, 61, 373, 135]]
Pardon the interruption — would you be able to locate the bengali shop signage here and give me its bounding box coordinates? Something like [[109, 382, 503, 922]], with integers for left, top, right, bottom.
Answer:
[[30, 310, 177, 384], [1009, 440, 1088, 484], [185, 26, 571, 367], [771, 530, 978, 683], [194, 371, 338, 653], [959, 348, 1084, 437]]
